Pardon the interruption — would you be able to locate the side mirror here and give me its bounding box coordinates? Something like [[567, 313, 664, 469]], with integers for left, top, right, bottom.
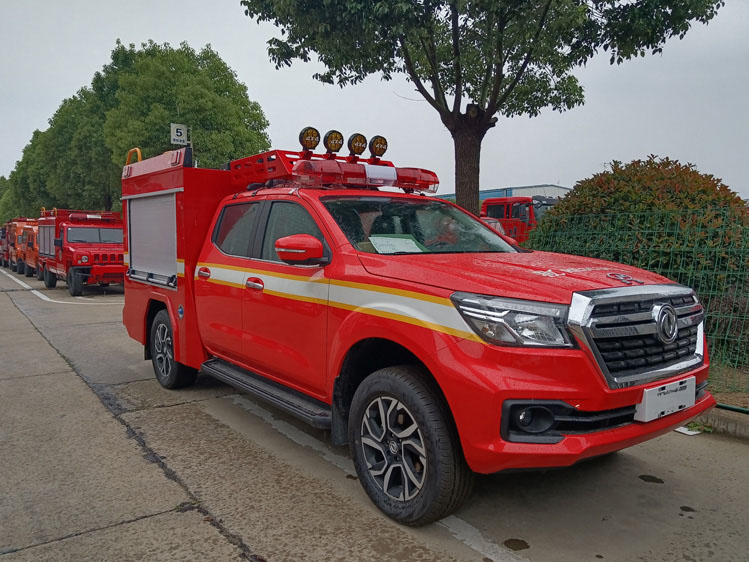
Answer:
[[54, 238, 62, 248], [274, 234, 327, 265]]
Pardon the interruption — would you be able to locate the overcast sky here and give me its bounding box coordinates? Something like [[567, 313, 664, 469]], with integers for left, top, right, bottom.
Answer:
[[1, 1, 747, 199]]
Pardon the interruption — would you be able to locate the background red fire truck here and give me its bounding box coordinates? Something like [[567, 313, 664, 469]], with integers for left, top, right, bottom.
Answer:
[[37, 208, 126, 296], [120, 128, 713, 525]]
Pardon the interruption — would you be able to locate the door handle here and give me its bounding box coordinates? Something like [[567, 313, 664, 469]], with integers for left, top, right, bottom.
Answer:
[[197, 267, 211, 279], [246, 277, 264, 290]]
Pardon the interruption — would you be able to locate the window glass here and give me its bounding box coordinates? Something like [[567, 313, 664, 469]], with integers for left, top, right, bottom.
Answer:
[[214, 203, 260, 258], [261, 202, 324, 261], [67, 228, 123, 244], [322, 197, 515, 254], [511, 203, 529, 222], [486, 204, 506, 219]]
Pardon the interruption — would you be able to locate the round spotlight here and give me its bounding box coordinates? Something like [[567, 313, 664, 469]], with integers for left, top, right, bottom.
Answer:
[[369, 135, 388, 157], [299, 126, 320, 150], [347, 133, 367, 156], [323, 130, 344, 153], [513, 406, 555, 434]]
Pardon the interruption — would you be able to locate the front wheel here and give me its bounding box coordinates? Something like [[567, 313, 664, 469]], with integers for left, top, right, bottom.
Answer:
[[15, 260, 23, 274], [36, 265, 44, 281], [150, 310, 197, 389], [24, 262, 34, 277], [67, 269, 83, 296], [44, 267, 57, 289], [349, 366, 474, 526]]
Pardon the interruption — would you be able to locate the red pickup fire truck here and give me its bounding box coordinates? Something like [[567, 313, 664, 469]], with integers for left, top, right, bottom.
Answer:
[[38, 208, 126, 296], [122, 130, 713, 525]]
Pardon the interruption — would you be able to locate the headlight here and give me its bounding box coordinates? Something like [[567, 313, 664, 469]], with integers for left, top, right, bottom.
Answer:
[[80, 255, 89, 263], [451, 292, 574, 347]]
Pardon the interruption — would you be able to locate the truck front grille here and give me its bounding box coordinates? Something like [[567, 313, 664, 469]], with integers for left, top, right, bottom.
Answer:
[[568, 286, 705, 389], [93, 253, 124, 264]]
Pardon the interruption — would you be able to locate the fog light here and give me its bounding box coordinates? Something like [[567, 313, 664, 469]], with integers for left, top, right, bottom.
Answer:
[[513, 406, 555, 434]]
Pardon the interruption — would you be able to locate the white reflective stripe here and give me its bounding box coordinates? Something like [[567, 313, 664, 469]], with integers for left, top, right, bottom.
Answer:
[[329, 283, 469, 335], [197, 263, 476, 340], [176, 260, 184, 275], [123, 252, 129, 266]]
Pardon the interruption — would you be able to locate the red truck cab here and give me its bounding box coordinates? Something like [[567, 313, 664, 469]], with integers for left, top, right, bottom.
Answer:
[[480, 195, 558, 243], [122, 132, 713, 526], [18, 222, 39, 277], [38, 208, 126, 295]]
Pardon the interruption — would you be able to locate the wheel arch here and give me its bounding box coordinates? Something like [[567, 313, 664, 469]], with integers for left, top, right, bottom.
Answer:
[[144, 297, 172, 360], [331, 337, 457, 447]]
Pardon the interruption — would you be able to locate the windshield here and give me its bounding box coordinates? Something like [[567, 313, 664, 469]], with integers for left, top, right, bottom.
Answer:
[[67, 227, 123, 244], [322, 197, 515, 254]]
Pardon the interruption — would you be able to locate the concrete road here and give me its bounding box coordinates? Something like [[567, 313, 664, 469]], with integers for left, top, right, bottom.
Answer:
[[1, 268, 747, 562]]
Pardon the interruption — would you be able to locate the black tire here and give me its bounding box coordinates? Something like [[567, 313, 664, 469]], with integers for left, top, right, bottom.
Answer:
[[44, 267, 57, 289], [348, 365, 474, 526], [150, 310, 197, 389], [24, 262, 34, 277], [15, 260, 23, 274], [36, 264, 44, 281], [67, 269, 83, 296]]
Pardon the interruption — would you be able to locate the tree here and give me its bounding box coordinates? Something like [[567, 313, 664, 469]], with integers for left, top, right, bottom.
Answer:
[[240, 0, 724, 215], [2, 40, 270, 216], [104, 41, 271, 170]]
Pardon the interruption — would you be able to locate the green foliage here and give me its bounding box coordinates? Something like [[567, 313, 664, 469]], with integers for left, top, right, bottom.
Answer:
[[1, 40, 270, 221], [240, 1, 724, 214], [527, 157, 749, 382]]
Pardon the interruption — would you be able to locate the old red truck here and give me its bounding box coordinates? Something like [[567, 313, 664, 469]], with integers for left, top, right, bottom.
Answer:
[[480, 195, 558, 243], [6, 218, 31, 273], [38, 208, 126, 295], [122, 130, 714, 525], [19, 221, 39, 277]]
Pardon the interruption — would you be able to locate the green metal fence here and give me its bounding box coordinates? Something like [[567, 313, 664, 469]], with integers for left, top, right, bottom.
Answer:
[[526, 208, 749, 392]]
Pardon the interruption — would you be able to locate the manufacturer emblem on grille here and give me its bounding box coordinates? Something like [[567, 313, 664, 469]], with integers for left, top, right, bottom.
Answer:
[[607, 272, 644, 285], [652, 304, 679, 344]]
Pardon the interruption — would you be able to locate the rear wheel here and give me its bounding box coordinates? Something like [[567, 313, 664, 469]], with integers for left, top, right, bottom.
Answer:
[[67, 269, 83, 296], [43, 267, 57, 289], [150, 310, 197, 389], [349, 366, 474, 526]]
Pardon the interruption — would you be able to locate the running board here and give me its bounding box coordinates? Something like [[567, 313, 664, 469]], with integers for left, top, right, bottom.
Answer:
[[201, 358, 332, 429]]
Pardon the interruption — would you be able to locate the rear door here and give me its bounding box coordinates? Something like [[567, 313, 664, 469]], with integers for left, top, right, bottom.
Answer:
[[194, 201, 263, 364]]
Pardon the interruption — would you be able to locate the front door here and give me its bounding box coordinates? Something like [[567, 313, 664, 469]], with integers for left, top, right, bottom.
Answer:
[[241, 199, 330, 398]]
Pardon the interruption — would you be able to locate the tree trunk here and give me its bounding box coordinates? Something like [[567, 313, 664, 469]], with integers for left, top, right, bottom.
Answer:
[[451, 125, 486, 217]]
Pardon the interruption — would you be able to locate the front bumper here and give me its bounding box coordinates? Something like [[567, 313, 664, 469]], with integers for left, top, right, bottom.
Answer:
[[433, 338, 714, 474], [77, 264, 126, 284]]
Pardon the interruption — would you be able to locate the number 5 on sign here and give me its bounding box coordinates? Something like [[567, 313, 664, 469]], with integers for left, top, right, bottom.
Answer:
[[171, 123, 188, 146]]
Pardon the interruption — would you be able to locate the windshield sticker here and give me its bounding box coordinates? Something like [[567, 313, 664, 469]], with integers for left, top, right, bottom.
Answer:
[[369, 235, 426, 254]]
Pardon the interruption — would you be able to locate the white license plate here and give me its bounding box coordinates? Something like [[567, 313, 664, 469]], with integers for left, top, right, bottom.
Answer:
[[634, 376, 696, 422]]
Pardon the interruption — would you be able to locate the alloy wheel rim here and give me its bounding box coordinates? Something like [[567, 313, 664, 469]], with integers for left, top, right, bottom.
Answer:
[[360, 395, 427, 501], [154, 323, 173, 379]]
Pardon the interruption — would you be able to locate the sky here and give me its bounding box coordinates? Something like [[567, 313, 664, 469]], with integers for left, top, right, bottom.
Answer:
[[1, 1, 747, 199]]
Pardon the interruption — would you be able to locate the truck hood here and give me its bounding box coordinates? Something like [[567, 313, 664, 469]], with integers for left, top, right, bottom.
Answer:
[[358, 251, 674, 304]]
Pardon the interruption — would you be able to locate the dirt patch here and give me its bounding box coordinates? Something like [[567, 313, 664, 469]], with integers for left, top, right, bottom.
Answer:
[[711, 392, 749, 409]]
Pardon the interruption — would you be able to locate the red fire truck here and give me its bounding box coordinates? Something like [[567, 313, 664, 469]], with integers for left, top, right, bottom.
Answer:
[[0, 224, 8, 268], [480, 195, 558, 243], [38, 208, 126, 295], [18, 221, 39, 277], [122, 129, 713, 525], [6, 218, 31, 273]]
